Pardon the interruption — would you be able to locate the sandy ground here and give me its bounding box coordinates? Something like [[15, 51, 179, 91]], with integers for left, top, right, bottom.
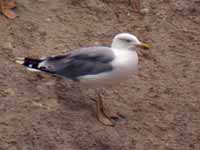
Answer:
[[0, 0, 200, 150]]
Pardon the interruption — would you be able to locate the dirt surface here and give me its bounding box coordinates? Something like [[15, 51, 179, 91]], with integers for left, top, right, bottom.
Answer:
[[0, 0, 200, 149]]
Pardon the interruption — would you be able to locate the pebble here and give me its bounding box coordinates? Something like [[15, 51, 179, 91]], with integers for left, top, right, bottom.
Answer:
[[45, 18, 51, 22], [140, 8, 150, 15]]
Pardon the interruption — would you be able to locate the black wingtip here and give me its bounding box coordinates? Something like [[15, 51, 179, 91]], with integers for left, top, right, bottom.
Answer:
[[16, 57, 43, 69]]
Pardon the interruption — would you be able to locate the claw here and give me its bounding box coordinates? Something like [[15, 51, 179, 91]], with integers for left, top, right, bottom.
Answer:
[[1, 8, 16, 19], [97, 109, 115, 126]]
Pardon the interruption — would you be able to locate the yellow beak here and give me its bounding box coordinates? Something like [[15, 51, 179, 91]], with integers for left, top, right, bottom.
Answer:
[[137, 43, 150, 49]]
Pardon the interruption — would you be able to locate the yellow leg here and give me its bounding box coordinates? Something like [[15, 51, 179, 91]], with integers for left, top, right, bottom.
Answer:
[[0, 0, 17, 19], [96, 91, 115, 126]]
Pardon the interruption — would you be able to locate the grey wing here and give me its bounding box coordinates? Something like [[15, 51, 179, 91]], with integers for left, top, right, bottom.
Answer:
[[39, 47, 115, 80]]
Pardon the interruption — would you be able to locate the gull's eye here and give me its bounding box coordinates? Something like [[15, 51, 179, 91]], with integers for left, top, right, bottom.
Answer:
[[125, 39, 132, 43], [119, 38, 132, 43]]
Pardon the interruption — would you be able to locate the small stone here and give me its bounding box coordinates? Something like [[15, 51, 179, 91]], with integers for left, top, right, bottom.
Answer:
[[45, 18, 51, 22], [94, 41, 100, 46], [4, 88, 15, 96], [140, 8, 150, 14], [32, 101, 43, 107]]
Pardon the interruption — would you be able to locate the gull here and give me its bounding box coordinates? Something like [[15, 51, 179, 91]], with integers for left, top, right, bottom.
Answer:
[[16, 33, 150, 126]]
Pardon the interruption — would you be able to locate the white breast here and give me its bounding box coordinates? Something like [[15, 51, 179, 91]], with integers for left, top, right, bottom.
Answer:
[[79, 49, 138, 88], [111, 49, 138, 80]]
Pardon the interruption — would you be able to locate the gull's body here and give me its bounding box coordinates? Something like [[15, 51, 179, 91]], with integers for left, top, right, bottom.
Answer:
[[78, 47, 138, 87], [16, 33, 149, 126]]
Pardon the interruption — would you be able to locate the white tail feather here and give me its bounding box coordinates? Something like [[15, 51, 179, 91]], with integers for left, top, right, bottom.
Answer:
[[16, 57, 25, 64]]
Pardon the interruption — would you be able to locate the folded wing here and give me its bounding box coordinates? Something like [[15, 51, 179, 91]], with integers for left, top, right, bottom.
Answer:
[[39, 47, 115, 80]]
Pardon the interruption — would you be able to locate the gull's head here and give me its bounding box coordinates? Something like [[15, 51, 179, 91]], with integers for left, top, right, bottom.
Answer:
[[111, 33, 150, 50]]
